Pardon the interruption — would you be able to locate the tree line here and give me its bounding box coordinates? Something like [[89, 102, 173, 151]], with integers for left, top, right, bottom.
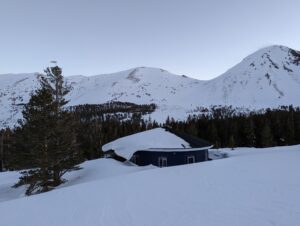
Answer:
[[166, 105, 300, 149], [0, 102, 159, 172], [2, 104, 300, 173]]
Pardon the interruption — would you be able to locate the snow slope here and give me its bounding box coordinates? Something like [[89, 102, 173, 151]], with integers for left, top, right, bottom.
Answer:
[[201, 45, 300, 107], [0, 73, 40, 128], [1, 45, 300, 128], [0, 158, 153, 203], [0, 67, 202, 127], [0, 145, 300, 226]]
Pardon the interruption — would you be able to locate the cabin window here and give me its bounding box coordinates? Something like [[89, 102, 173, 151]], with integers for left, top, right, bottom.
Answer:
[[158, 157, 167, 167], [187, 155, 195, 164], [131, 154, 139, 164]]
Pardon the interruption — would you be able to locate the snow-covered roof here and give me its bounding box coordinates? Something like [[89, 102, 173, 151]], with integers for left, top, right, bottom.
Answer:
[[102, 128, 211, 160]]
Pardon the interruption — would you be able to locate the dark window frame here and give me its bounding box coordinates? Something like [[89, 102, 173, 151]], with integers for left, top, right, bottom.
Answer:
[[158, 157, 168, 167], [187, 155, 195, 164]]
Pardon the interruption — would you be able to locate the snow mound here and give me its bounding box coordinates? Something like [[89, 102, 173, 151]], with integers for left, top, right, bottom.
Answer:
[[102, 128, 191, 159], [0, 158, 153, 203]]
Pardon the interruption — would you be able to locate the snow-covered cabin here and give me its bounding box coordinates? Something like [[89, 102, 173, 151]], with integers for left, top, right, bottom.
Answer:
[[102, 128, 212, 167]]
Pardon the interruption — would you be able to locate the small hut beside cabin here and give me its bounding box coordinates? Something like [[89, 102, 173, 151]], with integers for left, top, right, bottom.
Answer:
[[102, 128, 212, 167]]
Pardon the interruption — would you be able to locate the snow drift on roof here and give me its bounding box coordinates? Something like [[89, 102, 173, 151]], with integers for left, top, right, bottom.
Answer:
[[102, 128, 194, 159]]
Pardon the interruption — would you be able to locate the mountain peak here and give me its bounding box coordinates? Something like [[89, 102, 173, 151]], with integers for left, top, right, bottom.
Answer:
[[244, 45, 288, 61], [204, 45, 300, 107], [245, 45, 300, 66], [227, 45, 300, 76], [129, 66, 169, 74]]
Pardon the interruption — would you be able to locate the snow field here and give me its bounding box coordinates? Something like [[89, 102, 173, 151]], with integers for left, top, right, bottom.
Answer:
[[0, 145, 299, 226]]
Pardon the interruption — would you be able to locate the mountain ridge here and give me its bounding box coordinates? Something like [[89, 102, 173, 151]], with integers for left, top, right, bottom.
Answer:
[[1, 45, 300, 128]]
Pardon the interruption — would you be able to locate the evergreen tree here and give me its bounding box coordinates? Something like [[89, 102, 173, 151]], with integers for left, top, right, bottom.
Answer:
[[14, 65, 81, 195], [286, 106, 295, 144], [260, 123, 274, 147], [243, 118, 256, 146], [14, 88, 56, 194], [228, 135, 235, 150], [210, 123, 220, 148]]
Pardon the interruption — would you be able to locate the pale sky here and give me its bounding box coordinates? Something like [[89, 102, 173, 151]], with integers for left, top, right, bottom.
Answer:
[[0, 0, 299, 79]]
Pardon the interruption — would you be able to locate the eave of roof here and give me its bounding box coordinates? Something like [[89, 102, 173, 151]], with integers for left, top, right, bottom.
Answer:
[[146, 146, 214, 151]]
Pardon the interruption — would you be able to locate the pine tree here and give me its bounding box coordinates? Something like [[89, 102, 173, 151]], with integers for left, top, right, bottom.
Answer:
[[243, 118, 256, 146], [286, 106, 295, 144], [210, 123, 220, 148], [14, 88, 56, 194], [228, 135, 235, 150], [260, 123, 274, 147], [14, 65, 82, 195], [39, 65, 82, 187]]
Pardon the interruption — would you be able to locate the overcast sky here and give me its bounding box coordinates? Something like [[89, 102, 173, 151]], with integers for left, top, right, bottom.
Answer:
[[0, 0, 299, 79]]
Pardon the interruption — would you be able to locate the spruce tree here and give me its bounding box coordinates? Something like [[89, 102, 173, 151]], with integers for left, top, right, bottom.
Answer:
[[260, 123, 274, 147], [41, 65, 82, 186], [228, 135, 235, 150], [14, 88, 56, 194], [286, 106, 295, 144], [15, 65, 81, 195], [210, 123, 220, 148], [243, 118, 256, 146]]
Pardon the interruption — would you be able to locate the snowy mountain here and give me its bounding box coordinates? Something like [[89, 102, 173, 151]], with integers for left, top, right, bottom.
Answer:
[[0, 73, 40, 128], [1, 45, 300, 128], [202, 45, 300, 107]]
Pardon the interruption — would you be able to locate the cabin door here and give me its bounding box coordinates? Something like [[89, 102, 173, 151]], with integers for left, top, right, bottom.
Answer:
[[158, 157, 167, 167]]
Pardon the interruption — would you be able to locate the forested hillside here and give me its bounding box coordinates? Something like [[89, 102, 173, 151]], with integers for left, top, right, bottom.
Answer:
[[1, 104, 300, 171]]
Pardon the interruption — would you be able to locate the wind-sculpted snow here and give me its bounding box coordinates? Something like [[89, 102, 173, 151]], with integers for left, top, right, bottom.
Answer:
[[1, 45, 300, 128], [0, 145, 300, 226]]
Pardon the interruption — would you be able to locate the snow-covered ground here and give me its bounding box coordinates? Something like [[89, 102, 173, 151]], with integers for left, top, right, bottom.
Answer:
[[0, 158, 153, 203], [0, 145, 300, 226]]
